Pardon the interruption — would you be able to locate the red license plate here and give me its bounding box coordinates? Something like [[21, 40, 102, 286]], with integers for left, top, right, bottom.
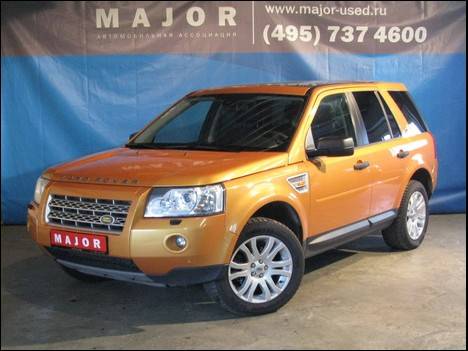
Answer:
[[50, 229, 108, 253]]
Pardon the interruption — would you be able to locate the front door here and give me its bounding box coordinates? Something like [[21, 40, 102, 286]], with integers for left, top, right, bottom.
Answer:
[[306, 92, 373, 236]]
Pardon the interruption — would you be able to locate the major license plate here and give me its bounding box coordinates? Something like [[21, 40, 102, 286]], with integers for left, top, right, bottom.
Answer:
[[50, 229, 108, 253]]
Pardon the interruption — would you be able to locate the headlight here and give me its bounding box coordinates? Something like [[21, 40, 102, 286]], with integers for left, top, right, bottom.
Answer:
[[34, 177, 49, 204], [144, 184, 224, 218]]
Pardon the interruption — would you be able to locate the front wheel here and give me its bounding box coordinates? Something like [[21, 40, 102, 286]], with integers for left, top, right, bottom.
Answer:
[[205, 217, 304, 315]]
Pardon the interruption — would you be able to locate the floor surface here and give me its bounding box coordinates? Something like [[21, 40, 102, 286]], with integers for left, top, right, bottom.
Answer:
[[1, 215, 466, 349]]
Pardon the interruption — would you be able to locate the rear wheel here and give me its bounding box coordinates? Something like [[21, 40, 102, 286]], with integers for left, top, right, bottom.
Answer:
[[205, 217, 304, 315], [383, 180, 429, 250]]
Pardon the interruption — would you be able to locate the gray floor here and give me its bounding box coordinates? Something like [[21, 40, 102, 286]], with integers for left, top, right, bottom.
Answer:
[[1, 214, 466, 350]]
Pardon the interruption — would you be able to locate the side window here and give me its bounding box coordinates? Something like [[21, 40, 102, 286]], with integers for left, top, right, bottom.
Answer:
[[353, 91, 392, 143], [379, 93, 402, 138], [389, 91, 428, 134], [311, 94, 357, 146]]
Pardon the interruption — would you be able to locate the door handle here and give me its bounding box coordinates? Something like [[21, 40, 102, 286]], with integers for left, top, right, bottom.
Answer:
[[397, 150, 410, 159], [354, 160, 370, 171]]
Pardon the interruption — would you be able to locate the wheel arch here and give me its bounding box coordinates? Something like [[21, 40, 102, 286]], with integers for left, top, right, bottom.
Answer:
[[394, 166, 434, 211], [410, 168, 434, 198], [251, 201, 304, 243], [228, 195, 307, 247]]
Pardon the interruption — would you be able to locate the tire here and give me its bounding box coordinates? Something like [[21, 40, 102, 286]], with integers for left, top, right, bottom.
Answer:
[[204, 217, 304, 315], [382, 180, 430, 250], [61, 265, 108, 283]]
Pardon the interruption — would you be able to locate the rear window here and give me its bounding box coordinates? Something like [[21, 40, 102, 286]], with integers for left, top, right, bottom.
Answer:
[[389, 91, 428, 134]]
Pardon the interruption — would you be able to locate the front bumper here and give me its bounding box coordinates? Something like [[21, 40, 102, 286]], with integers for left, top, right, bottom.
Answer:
[[27, 181, 236, 286], [57, 259, 224, 287]]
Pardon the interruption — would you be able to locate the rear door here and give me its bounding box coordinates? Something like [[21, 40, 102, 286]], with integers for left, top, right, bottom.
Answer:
[[349, 91, 410, 216]]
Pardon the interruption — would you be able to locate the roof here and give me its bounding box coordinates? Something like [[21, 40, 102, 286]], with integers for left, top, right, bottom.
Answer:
[[190, 81, 406, 97]]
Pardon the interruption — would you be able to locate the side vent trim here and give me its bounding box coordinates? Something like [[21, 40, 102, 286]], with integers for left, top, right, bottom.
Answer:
[[287, 173, 309, 193]]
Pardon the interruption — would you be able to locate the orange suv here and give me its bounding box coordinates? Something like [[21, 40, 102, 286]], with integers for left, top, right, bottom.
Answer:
[[28, 82, 438, 315]]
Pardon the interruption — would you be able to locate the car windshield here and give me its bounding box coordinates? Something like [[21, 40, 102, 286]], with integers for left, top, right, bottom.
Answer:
[[127, 94, 306, 152]]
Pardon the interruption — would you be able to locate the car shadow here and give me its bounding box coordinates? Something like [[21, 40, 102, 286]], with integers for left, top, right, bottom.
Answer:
[[303, 232, 393, 277], [2, 231, 393, 347]]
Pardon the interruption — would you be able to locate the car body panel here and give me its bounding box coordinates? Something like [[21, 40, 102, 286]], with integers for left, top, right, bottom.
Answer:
[[223, 162, 311, 243], [44, 148, 289, 187]]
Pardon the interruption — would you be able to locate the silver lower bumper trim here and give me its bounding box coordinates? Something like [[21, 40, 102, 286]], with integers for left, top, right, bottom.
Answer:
[[57, 259, 166, 288]]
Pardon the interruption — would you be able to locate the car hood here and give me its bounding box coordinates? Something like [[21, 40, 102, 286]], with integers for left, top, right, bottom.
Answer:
[[44, 147, 289, 187]]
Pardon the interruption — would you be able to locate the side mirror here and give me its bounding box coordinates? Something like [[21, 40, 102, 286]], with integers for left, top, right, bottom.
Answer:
[[128, 132, 138, 142], [306, 137, 355, 158]]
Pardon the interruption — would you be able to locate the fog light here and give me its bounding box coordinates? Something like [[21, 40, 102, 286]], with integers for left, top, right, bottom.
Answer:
[[175, 235, 187, 249], [164, 234, 188, 253]]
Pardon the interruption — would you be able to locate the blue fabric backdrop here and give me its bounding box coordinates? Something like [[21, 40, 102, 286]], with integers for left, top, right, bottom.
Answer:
[[2, 52, 466, 223]]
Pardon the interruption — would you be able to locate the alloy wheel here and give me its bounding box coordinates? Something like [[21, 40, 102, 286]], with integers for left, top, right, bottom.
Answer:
[[406, 191, 427, 240], [228, 235, 293, 304]]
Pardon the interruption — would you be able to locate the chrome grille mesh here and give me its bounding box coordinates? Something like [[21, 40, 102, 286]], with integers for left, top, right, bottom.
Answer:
[[46, 194, 131, 233]]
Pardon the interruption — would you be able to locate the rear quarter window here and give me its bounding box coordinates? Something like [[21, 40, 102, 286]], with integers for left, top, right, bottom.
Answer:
[[389, 91, 428, 134], [379, 93, 402, 138]]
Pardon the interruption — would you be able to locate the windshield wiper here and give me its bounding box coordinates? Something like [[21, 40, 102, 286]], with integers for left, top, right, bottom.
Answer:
[[125, 143, 159, 149], [125, 142, 199, 150], [125, 142, 268, 152], [189, 143, 270, 152]]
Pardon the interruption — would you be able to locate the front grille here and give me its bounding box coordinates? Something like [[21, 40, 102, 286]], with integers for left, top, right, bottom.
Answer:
[[46, 194, 131, 233], [46, 246, 141, 272]]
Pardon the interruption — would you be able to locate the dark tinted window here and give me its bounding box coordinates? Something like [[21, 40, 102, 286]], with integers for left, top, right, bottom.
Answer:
[[132, 95, 305, 152], [353, 91, 392, 143], [379, 94, 402, 138], [311, 94, 356, 145], [389, 91, 428, 133], [155, 100, 212, 143]]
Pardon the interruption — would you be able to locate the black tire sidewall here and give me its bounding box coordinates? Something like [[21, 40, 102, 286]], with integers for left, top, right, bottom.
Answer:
[[215, 218, 304, 315]]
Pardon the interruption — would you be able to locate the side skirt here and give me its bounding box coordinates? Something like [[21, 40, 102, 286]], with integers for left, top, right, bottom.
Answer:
[[304, 210, 398, 258]]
